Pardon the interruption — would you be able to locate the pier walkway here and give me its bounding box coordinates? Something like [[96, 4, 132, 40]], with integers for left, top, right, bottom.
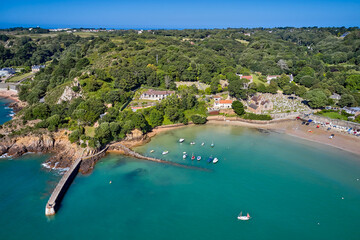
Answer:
[[45, 146, 108, 216], [45, 158, 82, 216]]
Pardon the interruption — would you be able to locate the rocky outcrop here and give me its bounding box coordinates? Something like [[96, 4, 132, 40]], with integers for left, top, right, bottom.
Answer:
[[57, 80, 82, 104], [0, 130, 103, 174]]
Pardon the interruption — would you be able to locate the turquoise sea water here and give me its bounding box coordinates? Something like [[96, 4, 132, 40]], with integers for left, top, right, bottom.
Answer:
[[1, 102, 360, 239], [0, 98, 13, 125]]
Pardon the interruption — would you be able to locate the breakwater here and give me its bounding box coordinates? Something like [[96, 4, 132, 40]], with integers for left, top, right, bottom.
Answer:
[[45, 147, 108, 216], [109, 142, 210, 171]]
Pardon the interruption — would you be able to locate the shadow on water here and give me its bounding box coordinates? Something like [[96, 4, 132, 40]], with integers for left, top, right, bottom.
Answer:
[[124, 168, 148, 180]]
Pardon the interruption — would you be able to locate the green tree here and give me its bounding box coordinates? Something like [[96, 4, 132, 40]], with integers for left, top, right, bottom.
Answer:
[[304, 89, 328, 108], [95, 122, 112, 144], [149, 109, 164, 127], [338, 94, 356, 107], [191, 115, 207, 124], [232, 100, 245, 116], [345, 75, 360, 91]]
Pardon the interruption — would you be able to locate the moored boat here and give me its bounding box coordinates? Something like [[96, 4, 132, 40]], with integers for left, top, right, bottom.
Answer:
[[237, 212, 251, 221], [211, 142, 214, 148], [162, 151, 169, 155], [191, 154, 195, 160], [150, 150, 155, 153], [201, 142, 205, 146], [207, 156, 214, 163], [183, 154, 187, 159], [213, 157, 218, 164], [197, 156, 201, 161], [179, 138, 185, 143], [190, 142, 195, 145]]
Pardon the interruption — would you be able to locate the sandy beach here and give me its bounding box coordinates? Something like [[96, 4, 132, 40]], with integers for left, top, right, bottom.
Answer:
[[0, 89, 19, 102]]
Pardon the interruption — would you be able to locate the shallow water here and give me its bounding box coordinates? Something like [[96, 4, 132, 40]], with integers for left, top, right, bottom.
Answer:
[[0, 97, 13, 125], [0, 120, 360, 239]]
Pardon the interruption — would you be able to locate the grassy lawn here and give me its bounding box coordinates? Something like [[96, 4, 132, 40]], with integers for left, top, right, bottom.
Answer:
[[235, 39, 249, 45], [85, 126, 95, 137], [317, 111, 348, 121], [252, 74, 268, 86], [6, 72, 34, 83]]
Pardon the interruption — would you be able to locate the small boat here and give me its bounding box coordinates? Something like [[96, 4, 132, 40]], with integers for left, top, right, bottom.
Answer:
[[197, 156, 201, 161], [190, 142, 196, 145], [150, 150, 155, 153], [329, 134, 335, 139], [183, 152, 187, 154], [179, 138, 185, 143], [191, 154, 195, 160], [183, 154, 187, 159], [162, 151, 169, 155], [211, 142, 214, 148], [207, 156, 214, 163], [201, 142, 205, 146], [237, 212, 251, 221], [213, 157, 219, 164]]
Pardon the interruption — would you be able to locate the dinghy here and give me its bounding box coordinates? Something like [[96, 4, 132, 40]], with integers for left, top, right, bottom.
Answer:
[[183, 153, 187, 159], [179, 138, 185, 143], [210, 142, 214, 148], [213, 157, 219, 164], [207, 156, 214, 163], [201, 142, 205, 146], [191, 154, 195, 160], [197, 156, 201, 161], [237, 212, 251, 221], [150, 150, 155, 153], [162, 151, 169, 155], [190, 142, 196, 145]]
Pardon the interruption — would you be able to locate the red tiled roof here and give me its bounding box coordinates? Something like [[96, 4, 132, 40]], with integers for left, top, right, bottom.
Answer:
[[213, 95, 221, 98], [240, 75, 253, 80], [219, 100, 233, 104]]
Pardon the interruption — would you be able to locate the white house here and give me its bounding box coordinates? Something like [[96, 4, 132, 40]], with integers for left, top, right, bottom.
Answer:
[[0, 68, 16, 78], [213, 100, 233, 109], [140, 90, 175, 101], [32, 65, 45, 73]]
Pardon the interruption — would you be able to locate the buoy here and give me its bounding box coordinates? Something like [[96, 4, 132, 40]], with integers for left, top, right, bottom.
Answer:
[[109, 181, 112, 184], [357, 178, 359, 181], [341, 197, 344, 200], [317, 222, 320, 225]]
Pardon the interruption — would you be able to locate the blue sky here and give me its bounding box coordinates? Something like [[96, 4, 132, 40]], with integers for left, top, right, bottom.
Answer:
[[0, 0, 359, 29]]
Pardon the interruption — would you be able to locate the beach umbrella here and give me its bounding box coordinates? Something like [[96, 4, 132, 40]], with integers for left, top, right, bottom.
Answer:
[[308, 119, 313, 122]]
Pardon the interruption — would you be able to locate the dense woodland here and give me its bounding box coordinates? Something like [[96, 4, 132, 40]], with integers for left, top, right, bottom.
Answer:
[[0, 27, 359, 147]]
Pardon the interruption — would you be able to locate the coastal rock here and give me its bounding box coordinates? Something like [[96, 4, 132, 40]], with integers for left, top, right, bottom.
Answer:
[[57, 81, 82, 104], [0, 130, 103, 174]]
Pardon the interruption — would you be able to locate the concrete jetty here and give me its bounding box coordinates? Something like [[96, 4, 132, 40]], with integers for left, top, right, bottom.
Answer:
[[45, 158, 82, 216], [45, 147, 108, 216]]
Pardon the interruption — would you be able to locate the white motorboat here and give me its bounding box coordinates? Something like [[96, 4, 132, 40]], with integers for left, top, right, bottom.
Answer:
[[190, 142, 195, 145], [201, 142, 205, 146], [183, 152, 187, 154], [237, 212, 251, 221], [213, 157, 219, 164], [162, 151, 169, 155], [179, 138, 185, 143], [183, 154, 187, 159], [211, 142, 214, 148], [197, 156, 201, 161], [150, 150, 155, 153]]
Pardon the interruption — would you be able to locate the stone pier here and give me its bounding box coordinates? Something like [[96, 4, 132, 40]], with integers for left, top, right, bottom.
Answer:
[[45, 158, 82, 216]]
